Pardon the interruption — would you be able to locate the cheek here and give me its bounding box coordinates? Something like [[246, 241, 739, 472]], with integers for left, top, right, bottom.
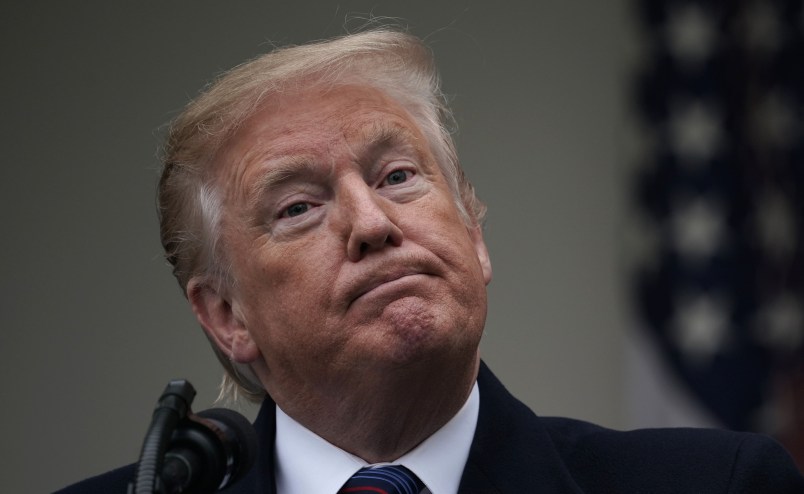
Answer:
[[236, 265, 331, 367], [417, 197, 481, 265], [235, 236, 340, 328]]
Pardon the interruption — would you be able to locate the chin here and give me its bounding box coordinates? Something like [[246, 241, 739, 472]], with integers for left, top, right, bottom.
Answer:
[[375, 297, 475, 366]]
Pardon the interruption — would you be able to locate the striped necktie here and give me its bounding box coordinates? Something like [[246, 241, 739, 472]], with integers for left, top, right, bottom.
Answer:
[[338, 464, 425, 494]]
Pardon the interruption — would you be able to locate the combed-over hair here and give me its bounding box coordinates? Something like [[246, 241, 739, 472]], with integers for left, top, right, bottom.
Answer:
[[157, 28, 486, 403]]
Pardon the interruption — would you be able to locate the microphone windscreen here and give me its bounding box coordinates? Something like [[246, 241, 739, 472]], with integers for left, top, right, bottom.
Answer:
[[196, 408, 258, 486]]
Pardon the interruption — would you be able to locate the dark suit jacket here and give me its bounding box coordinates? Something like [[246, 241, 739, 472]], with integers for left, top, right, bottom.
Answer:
[[56, 362, 804, 493]]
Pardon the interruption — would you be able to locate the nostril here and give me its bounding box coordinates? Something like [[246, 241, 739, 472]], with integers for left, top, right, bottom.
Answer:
[[360, 242, 369, 254]]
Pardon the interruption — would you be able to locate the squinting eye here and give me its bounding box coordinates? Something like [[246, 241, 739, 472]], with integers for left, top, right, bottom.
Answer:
[[385, 170, 410, 186], [283, 202, 310, 218]]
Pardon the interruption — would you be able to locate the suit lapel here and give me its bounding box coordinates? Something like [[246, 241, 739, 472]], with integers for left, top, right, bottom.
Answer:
[[458, 362, 584, 494]]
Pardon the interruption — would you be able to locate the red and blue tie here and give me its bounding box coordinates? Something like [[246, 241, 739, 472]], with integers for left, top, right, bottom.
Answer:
[[338, 465, 425, 494]]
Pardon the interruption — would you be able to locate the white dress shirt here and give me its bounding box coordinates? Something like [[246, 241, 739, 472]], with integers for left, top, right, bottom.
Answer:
[[274, 382, 479, 494]]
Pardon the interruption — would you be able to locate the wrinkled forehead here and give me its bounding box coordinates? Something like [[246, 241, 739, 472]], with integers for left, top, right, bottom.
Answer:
[[211, 84, 431, 195]]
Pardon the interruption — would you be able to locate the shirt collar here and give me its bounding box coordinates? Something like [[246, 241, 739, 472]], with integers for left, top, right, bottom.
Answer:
[[274, 382, 479, 494]]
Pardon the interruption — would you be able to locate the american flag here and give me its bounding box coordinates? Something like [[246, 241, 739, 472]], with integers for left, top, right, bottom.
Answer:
[[632, 0, 804, 468]]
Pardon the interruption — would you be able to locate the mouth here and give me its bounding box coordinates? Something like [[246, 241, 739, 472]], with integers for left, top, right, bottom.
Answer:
[[348, 269, 430, 308]]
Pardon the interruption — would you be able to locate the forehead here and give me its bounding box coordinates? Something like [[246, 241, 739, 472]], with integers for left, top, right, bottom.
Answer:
[[218, 84, 426, 178]]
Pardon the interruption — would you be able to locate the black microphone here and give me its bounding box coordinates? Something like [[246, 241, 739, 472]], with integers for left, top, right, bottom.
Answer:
[[160, 408, 258, 494]]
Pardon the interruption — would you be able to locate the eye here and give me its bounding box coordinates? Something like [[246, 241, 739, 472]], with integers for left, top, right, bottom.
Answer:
[[384, 169, 412, 186], [282, 202, 311, 218]]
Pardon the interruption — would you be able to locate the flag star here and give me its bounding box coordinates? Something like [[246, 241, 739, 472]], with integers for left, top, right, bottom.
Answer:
[[752, 90, 799, 150], [754, 294, 804, 352], [671, 198, 725, 262], [743, 1, 782, 55], [668, 101, 724, 166], [673, 294, 731, 365], [665, 4, 718, 66], [754, 191, 797, 259]]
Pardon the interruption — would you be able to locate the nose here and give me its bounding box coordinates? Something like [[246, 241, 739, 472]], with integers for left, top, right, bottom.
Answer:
[[338, 181, 403, 261]]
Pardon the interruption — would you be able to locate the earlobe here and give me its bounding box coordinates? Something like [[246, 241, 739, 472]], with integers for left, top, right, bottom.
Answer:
[[186, 278, 260, 363], [469, 225, 493, 285]]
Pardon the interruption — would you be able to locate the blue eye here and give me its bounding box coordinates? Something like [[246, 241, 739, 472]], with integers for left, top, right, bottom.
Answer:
[[385, 170, 409, 185], [284, 202, 310, 218]]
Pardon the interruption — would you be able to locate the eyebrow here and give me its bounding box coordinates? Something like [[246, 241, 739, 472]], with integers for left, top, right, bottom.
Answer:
[[353, 122, 424, 171], [357, 122, 417, 154], [244, 156, 322, 212]]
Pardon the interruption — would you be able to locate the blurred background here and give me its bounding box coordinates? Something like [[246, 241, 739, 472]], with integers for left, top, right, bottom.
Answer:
[[1, 1, 801, 492]]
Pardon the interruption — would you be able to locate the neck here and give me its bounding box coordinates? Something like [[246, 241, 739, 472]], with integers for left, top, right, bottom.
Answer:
[[270, 354, 480, 463]]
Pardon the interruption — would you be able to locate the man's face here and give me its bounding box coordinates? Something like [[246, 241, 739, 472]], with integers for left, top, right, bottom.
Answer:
[[200, 84, 492, 410]]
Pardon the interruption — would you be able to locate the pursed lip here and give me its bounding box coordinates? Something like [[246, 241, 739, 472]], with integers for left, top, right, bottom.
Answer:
[[347, 267, 431, 307]]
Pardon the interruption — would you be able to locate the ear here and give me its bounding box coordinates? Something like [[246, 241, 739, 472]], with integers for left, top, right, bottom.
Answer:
[[186, 277, 260, 363], [468, 225, 492, 285]]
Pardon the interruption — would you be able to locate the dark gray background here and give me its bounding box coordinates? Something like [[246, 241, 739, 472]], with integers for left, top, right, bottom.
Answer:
[[0, 1, 638, 491]]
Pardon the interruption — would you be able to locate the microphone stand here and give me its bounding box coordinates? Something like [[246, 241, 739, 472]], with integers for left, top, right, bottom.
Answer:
[[128, 380, 196, 494]]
